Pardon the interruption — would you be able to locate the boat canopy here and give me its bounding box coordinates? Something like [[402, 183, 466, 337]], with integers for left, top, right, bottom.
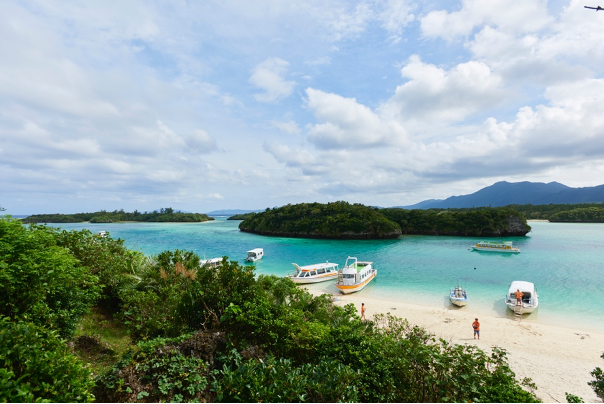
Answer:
[[508, 280, 535, 294]]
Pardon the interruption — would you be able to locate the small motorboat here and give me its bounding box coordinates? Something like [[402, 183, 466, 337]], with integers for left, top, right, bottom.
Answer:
[[471, 241, 520, 253], [245, 248, 264, 262], [199, 257, 222, 268], [449, 285, 468, 307], [505, 281, 539, 315]]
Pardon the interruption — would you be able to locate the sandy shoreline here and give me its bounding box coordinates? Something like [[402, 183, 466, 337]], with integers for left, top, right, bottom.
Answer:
[[306, 289, 603, 403]]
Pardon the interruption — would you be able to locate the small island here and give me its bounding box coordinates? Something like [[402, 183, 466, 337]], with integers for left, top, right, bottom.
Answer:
[[239, 202, 531, 239], [239, 201, 402, 239], [239, 201, 531, 240], [22, 207, 214, 223]]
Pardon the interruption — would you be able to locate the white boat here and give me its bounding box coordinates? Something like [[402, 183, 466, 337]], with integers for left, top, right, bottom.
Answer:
[[449, 285, 468, 307], [245, 248, 264, 262], [98, 230, 107, 237], [335, 256, 377, 294], [505, 281, 539, 314], [471, 241, 520, 253], [200, 257, 222, 268], [288, 262, 339, 284]]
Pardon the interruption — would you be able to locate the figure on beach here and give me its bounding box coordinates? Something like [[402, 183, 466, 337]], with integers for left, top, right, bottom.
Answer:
[[361, 303, 366, 320], [472, 318, 480, 339], [514, 289, 524, 305]]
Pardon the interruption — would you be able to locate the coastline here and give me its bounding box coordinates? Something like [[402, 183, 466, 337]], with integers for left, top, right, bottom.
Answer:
[[306, 288, 603, 403]]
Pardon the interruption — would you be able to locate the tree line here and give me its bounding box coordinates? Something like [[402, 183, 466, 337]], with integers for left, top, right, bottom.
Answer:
[[21, 208, 214, 223], [506, 203, 604, 222]]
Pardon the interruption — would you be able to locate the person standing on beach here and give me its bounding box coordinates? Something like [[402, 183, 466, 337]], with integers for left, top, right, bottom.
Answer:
[[472, 318, 480, 339], [361, 303, 366, 320]]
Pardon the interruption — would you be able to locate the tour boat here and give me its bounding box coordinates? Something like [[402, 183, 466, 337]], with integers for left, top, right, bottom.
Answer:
[[245, 248, 264, 262], [449, 285, 468, 307], [505, 281, 539, 314], [335, 256, 376, 294], [471, 241, 520, 253], [288, 262, 339, 284], [98, 230, 107, 237], [199, 257, 222, 268]]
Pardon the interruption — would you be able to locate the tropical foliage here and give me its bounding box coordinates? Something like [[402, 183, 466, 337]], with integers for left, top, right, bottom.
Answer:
[[381, 206, 531, 236], [22, 207, 214, 223], [506, 203, 604, 221]]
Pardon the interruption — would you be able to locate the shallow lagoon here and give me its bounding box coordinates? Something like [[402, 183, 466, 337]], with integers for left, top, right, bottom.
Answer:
[[52, 219, 604, 333]]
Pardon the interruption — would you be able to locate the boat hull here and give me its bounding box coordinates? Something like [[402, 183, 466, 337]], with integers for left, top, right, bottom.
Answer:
[[336, 271, 376, 294], [472, 247, 520, 253], [450, 297, 468, 307], [289, 272, 338, 284], [506, 302, 538, 314]]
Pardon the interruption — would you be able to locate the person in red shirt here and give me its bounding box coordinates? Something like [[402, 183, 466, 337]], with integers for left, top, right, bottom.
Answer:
[[472, 318, 480, 340]]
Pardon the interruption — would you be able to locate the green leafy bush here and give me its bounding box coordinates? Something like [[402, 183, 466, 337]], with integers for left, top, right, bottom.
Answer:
[[589, 353, 604, 400], [0, 218, 100, 338], [96, 334, 210, 403], [0, 317, 94, 402], [213, 355, 359, 402]]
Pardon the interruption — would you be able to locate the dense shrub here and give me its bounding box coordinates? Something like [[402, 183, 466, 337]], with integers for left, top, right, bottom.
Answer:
[[213, 354, 359, 402], [96, 334, 210, 403], [0, 218, 100, 338], [0, 317, 94, 402], [589, 353, 604, 400]]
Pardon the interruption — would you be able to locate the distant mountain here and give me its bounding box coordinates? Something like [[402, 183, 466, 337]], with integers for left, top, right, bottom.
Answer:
[[397, 181, 604, 209], [205, 209, 262, 216]]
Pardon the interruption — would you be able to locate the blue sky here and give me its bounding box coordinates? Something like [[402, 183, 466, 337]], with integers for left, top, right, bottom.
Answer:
[[2, 0, 604, 214]]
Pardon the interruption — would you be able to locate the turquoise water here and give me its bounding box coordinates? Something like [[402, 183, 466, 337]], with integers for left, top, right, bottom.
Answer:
[[50, 219, 604, 333]]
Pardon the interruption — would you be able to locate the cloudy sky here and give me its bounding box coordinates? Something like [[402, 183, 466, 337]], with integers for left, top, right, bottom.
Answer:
[[2, 0, 604, 214]]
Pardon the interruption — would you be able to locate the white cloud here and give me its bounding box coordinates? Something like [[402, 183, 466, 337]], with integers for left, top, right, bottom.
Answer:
[[305, 87, 408, 149], [271, 120, 301, 134], [250, 57, 296, 102], [380, 55, 505, 123], [420, 0, 552, 40]]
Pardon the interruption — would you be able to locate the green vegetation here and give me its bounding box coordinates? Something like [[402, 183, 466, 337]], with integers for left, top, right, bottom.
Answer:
[[506, 203, 604, 221], [381, 206, 531, 236], [239, 202, 531, 239], [8, 213, 604, 403], [22, 207, 214, 223], [227, 212, 257, 220], [239, 201, 402, 239]]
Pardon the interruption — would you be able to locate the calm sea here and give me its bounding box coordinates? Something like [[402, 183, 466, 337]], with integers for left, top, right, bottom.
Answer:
[[49, 219, 604, 333]]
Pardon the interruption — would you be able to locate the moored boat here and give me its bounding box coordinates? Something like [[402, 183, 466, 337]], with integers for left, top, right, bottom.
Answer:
[[335, 256, 376, 294], [288, 262, 339, 284], [245, 248, 264, 262], [200, 257, 222, 268], [505, 281, 539, 314], [471, 241, 520, 253], [449, 285, 468, 307]]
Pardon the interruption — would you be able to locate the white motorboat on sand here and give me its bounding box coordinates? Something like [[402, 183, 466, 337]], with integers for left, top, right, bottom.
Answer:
[[505, 280, 539, 314], [335, 256, 376, 294], [449, 285, 468, 307]]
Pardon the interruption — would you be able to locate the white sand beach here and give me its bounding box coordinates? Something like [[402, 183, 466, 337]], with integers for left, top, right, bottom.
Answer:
[[307, 290, 604, 403]]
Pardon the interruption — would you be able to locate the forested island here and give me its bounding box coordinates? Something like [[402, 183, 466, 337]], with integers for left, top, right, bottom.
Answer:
[[238, 202, 531, 239], [507, 203, 604, 222], [1, 215, 569, 403], [22, 208, 214, 223]]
